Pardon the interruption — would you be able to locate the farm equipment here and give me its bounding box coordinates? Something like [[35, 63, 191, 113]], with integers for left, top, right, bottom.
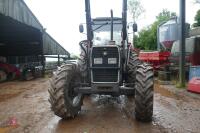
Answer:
[[139, 51, 170, 70], [138, 18, 196, 82], [170, 36, 200, 67], [188, 66, 200, 93], [0, 62, 20, 82], [139, 18, 190, 72], [48, 0, 154, 122], [169, 36, 200, 80], [138, 18, 178, 72], [19, 62, 43, 81], [0, 61, 43, 82]]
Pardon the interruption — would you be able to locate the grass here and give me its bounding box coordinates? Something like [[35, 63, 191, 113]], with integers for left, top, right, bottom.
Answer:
[[176, 82, 187, 89]]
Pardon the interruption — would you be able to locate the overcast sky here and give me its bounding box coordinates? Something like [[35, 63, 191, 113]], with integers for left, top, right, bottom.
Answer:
[[24, 0, 199, 55]]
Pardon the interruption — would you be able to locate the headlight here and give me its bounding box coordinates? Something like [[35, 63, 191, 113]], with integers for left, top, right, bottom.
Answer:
[[94, 58, 103, 64], [108, 58, 117, 64]]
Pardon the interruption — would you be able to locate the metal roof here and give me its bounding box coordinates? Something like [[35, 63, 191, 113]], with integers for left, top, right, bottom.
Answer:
[[43, 32, 69, 55], [0, 0, 70, 56]]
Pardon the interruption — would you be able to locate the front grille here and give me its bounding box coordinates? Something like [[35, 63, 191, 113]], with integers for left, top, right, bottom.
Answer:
[[91, 46, 119, 82], [93, 69, 118, 82], [92, 47, 119, 57], [92, 47, 119, 67]]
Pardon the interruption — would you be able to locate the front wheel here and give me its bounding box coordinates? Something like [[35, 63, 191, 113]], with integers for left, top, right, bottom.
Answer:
[[48, 63, 83, 119], [135, 63, 154, 122]]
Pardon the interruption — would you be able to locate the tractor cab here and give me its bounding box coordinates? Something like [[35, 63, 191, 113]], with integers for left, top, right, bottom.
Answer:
[[79, 17, 123, 46]]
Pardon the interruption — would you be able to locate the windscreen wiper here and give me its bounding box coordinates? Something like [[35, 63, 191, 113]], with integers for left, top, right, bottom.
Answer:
[[92, 22, 109, 31]]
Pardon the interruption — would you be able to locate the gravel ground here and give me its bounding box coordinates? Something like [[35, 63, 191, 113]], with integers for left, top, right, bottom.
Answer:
[[0, 78, 199, 133]]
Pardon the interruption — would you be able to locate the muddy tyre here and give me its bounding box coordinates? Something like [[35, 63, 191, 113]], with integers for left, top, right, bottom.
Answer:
[[135, 63, 154, 122], [126, 51, 140, 88], [48, 64, 83, 119]]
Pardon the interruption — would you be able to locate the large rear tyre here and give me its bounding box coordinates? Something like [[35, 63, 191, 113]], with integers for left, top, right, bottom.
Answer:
[[125, 51, 141, 97], [135, 63, 154, 122], [48, 64, 83, 119], [127, 51, 141, 87]]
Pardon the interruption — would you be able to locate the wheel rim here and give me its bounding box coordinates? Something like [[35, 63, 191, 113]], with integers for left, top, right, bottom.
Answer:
[[68, 75, 82, 107], [72, 95, 82, 106]]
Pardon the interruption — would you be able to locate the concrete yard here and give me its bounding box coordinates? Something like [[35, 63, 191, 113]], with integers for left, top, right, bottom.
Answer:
[[0, 78, 200, 133]]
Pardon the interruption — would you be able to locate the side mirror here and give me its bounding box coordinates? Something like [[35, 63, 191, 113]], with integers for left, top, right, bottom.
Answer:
[[133, 23, 138, 32], [79, 24, 84, 33]]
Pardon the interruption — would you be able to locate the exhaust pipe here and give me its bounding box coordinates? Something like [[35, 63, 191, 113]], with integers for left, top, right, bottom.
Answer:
[[85, 0, 93, 42], [122, 0, 127, 41], [110, 10, 114, 41]]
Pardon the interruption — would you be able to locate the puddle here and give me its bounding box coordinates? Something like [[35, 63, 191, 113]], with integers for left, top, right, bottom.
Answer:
[[41, 95, 164, 133]]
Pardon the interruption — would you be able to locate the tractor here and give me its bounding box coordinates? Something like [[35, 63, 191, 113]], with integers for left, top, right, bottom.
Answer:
[[48, 0, 154, 122]]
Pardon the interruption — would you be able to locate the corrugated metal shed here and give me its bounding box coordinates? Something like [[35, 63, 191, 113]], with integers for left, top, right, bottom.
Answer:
[[43, 32, 68, 55], [0, 0, 43, 31], [0, 0, 69, 56]]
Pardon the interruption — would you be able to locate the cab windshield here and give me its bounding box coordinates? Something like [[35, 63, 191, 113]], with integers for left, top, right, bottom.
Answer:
[[92, 17, 122, 45], [94, 31, 121, 45]]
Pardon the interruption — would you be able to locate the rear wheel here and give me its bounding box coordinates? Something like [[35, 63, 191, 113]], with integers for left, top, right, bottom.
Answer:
[[48, 63, 83, 119], [0, 69, 7, 82], [126, 51, 141, 87], [135, 63, 154, 122], [126, 51, 141, 97]]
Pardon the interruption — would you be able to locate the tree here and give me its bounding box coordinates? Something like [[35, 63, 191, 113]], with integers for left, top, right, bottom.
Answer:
[[128, 0, 145, 22], [193, 10, 200, 27], [135, 9, 177, 50], [156, 9, 176, 23]]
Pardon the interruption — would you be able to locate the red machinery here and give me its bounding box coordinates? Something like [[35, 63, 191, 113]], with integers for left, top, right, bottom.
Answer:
[[138, 18, 178, 70], [188, 77, 200, 93], [139, 51, 171, 70], [188, 66, 200, 93], [138, 17, 191, 71], [0, 62, 20, 82]]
